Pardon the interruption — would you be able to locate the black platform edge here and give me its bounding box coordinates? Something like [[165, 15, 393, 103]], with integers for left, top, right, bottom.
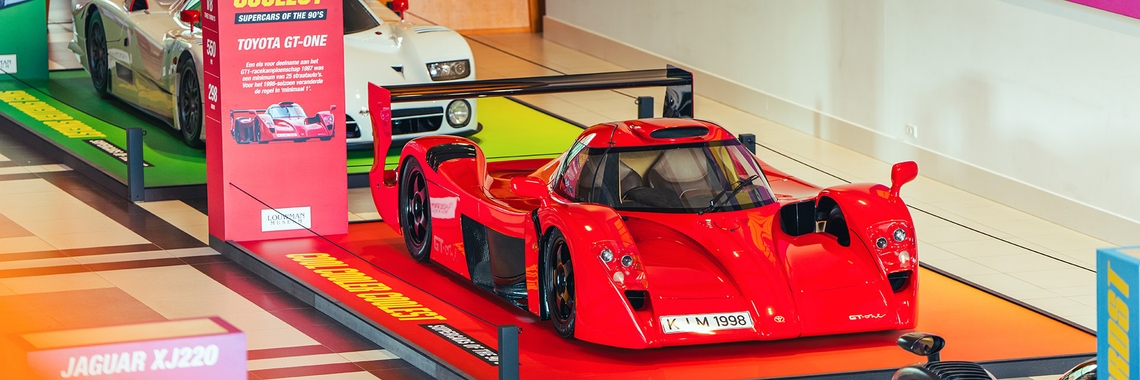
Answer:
[[210, 236, 472, 380], [920, 262, 1097, 336], [348, 172, 369, 188], [768, 353, 1094, 380], [0, 110, 207, 201]]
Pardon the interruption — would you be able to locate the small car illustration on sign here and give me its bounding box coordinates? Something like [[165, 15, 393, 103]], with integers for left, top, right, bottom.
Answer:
[[230, 102, 335, 144]]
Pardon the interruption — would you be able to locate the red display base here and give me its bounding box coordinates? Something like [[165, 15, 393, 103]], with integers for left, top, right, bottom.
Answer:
[[235, 223, 1095, 379]]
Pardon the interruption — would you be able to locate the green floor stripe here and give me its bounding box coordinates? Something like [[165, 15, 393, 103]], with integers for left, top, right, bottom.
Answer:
[[4, 71, 584, 186]]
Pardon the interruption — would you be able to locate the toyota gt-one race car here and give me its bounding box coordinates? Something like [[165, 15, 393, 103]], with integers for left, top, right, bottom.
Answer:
[[230, 102, 335, 143], [69, 0, 477, 148], [367, 71, 921, 349]]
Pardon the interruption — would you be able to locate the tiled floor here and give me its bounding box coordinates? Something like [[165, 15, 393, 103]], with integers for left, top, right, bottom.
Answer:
[[14, 7, 1102, 380], [0, 132, 428, 379]]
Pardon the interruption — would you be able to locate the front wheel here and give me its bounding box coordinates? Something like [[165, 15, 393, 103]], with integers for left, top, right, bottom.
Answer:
[[86, 10, 110, 97], [399, 159, 432, 262], [544, 228, 576, 338], [176, 58, 204, 148]]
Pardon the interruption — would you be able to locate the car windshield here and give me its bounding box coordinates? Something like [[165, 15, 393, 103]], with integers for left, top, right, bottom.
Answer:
[[557, 141, 776, 213], [344, 0, 380, 35], [268, 104, 305, 118]]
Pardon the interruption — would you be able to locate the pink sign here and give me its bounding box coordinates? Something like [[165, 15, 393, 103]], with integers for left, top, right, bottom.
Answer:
[[25, 321, 245, 379], [1070, 0, 1140, 19]]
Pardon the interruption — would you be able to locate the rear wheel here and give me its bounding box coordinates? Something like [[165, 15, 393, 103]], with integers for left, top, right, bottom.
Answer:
[[86, 10, 109, 97], [399, 160, 432, 262], [176, 59, 204, 148], [544, 229, 576, 338]]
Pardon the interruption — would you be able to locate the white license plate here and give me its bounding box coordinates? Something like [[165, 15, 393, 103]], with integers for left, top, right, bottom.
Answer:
[[660, 311, 754, 334]]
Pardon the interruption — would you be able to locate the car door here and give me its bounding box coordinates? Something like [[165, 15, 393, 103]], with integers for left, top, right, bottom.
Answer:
[[126, 0, 180, 117], [99, 0, 146, 105]]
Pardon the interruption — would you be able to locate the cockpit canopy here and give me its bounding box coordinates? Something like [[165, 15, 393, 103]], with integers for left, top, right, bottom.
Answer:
[[268, 103, 306, 118], [556, 140, 776, 213]]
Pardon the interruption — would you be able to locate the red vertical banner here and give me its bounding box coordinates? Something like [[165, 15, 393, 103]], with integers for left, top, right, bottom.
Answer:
[[204, 0, 346, 241]]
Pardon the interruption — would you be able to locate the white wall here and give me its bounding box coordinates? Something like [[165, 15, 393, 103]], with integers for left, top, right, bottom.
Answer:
[[546, 0, 1140, 245]]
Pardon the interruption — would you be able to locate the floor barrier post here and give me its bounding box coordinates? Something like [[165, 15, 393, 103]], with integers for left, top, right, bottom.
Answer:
[[498, 324, 519, 380]]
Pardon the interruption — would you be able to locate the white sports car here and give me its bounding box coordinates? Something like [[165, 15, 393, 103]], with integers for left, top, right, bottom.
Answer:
[[69, 0, 478, 148]]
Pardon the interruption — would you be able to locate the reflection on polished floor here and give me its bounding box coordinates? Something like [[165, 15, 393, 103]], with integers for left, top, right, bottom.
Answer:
[[6, 8, 1103, 380]]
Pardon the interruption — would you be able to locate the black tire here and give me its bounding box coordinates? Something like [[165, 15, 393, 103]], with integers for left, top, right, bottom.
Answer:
[[176, 58, 204, 148], [543, 229, 576, 338], [399, 159, 432, 262], [319, 136, 332, 141], [86, 10, 110, 97]]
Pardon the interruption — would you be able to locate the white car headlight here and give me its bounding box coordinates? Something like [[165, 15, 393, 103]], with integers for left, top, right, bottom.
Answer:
[[426, 59, 470, 81], [446, 99, 471, 127]]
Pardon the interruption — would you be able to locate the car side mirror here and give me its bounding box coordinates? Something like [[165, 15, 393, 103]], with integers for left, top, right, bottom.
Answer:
[[897, 332, 945, 362], [511, 176, 549, 200], [889, 161, 918, 199], [180, 10, 200, 33], [390, 0, 408, 19]]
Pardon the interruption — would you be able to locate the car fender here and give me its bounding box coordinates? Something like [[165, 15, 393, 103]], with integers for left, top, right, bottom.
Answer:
[[819, 183, 918, 327], [535, 202, 654, 348], [315, 110, 335, 130], [819, 183, 916, 266], [372, 136, 485, 234]]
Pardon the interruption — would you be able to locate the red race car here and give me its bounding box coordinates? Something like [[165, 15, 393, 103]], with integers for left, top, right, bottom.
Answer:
[[230, 102, 336, 144], [367, 69, 919, 349]]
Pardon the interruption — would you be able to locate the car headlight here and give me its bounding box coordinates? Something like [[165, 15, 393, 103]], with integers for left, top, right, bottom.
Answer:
[[426, 59, 470, 81], [893, 228, 907, 242], [446, 99, 471, 127], [599, 248, 614, 263]]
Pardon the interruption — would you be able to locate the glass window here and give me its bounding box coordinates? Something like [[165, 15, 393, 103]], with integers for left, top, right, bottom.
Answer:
[[343, 0, 380, 35], [563, 141, 776, 213], [268, 104, 305, 118], [553, 134, 595, 200]]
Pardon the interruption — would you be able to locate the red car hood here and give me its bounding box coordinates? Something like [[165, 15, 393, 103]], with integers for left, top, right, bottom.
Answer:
[[621, 204, 897, 342], [274, 117, 303, 130]]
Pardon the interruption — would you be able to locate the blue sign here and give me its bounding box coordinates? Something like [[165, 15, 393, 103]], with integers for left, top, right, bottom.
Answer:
[[1098, 246, 1140, 380]]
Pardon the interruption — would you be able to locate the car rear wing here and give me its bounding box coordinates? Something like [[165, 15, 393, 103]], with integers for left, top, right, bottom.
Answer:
[[366, 65, 694, 162]]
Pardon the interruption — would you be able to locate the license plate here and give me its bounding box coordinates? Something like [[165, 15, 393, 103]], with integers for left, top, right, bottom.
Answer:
[[660, 311, 754, 334]]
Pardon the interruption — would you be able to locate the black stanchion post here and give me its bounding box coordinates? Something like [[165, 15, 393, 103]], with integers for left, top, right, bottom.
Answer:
[[126, 128, 144, 201], [636, 96, 654, 119], [498, 325, 519, 380], [738, 133, 757, 154]]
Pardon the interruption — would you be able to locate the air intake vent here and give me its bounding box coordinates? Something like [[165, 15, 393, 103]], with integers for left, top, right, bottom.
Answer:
[[923, 361, 992, 380], [888, 270, 911, 292], [425, 143, 476, 171], [412, 26, 451, 34], [624, 290, 648, 310], [649, 126, 708, 139]]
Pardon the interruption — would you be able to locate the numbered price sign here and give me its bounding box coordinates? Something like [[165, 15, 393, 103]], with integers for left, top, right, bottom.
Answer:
[[203, 0, 346, 241]]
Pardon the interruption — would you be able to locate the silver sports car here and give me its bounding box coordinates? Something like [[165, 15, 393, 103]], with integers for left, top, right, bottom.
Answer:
[[69, 0, 478, 148]]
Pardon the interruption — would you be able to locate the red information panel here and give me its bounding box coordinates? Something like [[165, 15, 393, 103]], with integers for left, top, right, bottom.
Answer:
[[202, 0, 347, 240]]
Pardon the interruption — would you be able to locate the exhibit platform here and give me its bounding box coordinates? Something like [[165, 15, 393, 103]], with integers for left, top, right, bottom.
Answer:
[[0, 71, 584, 201], [215, 222, 1096, 380]]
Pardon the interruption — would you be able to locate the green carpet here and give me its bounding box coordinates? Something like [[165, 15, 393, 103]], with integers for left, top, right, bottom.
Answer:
[[1, 70, 583, 187]]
